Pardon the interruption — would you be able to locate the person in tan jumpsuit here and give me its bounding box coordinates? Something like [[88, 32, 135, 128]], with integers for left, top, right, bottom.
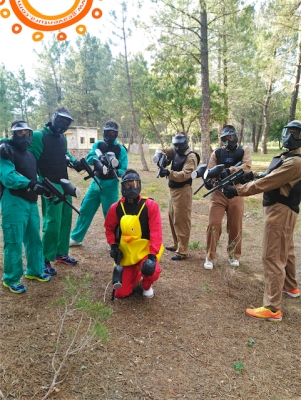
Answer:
[[156, 132, 199, 261], [204, 125, 252, 270], [223, 120, 301, 322]]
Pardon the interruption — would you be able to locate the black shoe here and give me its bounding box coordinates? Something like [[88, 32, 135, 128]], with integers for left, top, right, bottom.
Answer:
[[171, 254, 186, 261], [165, 246, 176, 252]]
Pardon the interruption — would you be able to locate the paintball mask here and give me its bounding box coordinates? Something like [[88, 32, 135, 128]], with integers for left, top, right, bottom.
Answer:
[[103, 121, 118, 146], [10, 120, 33, 150], [51, 108, 73, 135], [220, 125, 238, 150], [282, 120, 301, 150], [121, 171, 141, 200], [172, 134, 189, 155]]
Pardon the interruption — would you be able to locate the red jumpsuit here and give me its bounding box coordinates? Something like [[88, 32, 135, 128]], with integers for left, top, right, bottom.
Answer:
[[104, 195, 163, 298]]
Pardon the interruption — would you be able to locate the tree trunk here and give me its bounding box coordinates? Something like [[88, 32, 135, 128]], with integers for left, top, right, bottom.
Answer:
[[251, 123, 256, 151], [254, 122, 263, 153], [199, 0, 211, 164], [289, 17, 301, 122], [238, 117, 244, 145], [122, 10, 149, 171], [261, 78, 273, 154]]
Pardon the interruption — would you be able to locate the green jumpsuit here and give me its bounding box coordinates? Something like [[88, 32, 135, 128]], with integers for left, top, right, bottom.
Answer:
[[0, 151, 44, 285], [28, 125, 78, 262], [70, 140, 128, 243]]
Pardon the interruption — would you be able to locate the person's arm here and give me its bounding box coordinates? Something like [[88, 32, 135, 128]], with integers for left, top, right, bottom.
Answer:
[[0, 158, 31, 189], [168, 153, 198, 183], [28, 130, 44, 161], [104, 202, 120, 245], [237, 157, 301, 197], [146, 199, 163, 255], [116, 146, 128, 177]]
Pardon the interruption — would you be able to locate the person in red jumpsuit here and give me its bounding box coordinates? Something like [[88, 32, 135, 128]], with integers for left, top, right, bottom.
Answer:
[[104, 169, 164, 299]]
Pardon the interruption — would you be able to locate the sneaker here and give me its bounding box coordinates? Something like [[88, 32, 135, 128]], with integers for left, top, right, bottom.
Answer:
[[246, 306, 282, 322], [228, 257, 239, 267], [282, 288, 300, 298], [55, 255, 78, 265], [25, 273, 52, 282], [204, 258, 213, 270], [44, 261, 57, 276], [3, 281, 26, 294], [143, 286, 154, 298], [69, 238, 82, 247]]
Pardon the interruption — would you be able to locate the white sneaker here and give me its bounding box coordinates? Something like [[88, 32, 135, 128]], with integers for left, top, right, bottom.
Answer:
[[228, 257, 239, 267], [143, 286, 154, 298], [69, 238, 82, 247], [204, 258, 213, 270]]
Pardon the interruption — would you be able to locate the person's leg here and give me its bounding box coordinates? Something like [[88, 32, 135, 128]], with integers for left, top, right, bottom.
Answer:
[[226, 196, 244, 260], [70, 182, 101, 243], [206, 190, 226, 261], [56, 196, 73, 256], [101, 181, 119, 218], [262, 204, 297, 311], [24, 202, 44, 276], [283, 237, 299, 291], [41, 196, 63, 261], [168, 193, 178, 249], [114, 265, 141, 298], [2, 193, 27, 285]]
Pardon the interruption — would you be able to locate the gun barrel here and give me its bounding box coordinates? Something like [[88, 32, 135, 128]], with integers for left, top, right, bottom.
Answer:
[[81, 158, 103, 190], [203, 169, 244, 198]]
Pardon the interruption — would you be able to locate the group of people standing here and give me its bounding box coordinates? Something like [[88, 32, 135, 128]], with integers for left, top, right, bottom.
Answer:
[[0, 112, 300, 322]]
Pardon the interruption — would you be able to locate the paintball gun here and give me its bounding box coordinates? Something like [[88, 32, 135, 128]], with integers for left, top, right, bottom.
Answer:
[[191, 163, 211, 195], [80, 157, 105, 191], [202, 162, 244, 198], [41, 177, 81, 215], [95, 148, 119, 181], [152, 151, 169, 178], [111, 251, 123, 301]]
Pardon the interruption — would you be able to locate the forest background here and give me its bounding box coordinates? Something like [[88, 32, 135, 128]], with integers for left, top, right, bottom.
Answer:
[[1, 0, 301, 164]]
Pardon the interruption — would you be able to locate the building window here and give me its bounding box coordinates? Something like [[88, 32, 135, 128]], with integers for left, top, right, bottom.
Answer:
[[80, 137, 85, 144], [90, 138, 95, 144]]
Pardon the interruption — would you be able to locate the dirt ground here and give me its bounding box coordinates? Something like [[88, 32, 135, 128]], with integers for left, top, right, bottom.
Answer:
[[1, 154, 301, 400]]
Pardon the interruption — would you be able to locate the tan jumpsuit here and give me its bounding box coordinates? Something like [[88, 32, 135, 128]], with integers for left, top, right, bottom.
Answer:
[[206, 145, 252, 261], [163, 147, 199, 257], [237, 149, 301, 311]]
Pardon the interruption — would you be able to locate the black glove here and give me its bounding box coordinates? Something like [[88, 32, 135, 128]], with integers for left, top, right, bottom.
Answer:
[[223, 185, 238, 199], [204, 179, 213, 190], [110, 243, 123, 264], [159, 168, 170, 178], [27, 180, 48, 196], [238, 171, 254, 184], [0, 142, 13, 160], [72, 160, 85, 172], [219, 168, 230, 180], [98, 142, 109, 154], [141, 254, 156, 276]]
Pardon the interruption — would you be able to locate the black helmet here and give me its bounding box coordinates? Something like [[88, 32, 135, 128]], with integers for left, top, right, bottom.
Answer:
[[103, 120, 118, 146], [282, 120, 301, 150], [220, 125, 238, 150], [121, 169, 141, 200], [172, 133, 189, 155], [51, 107, 73, 135], [10, 120, 33, 150]]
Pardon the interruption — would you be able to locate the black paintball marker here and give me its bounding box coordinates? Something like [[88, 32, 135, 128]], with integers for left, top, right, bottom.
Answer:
[[41, 177, 81, 215], [111, 251, 123, 301], [191, 163, 209, 195], [203, 162, 244, 198], [95, 148, 119, 181], [80, 157, 104, 191], [152, 151, 169, 178]]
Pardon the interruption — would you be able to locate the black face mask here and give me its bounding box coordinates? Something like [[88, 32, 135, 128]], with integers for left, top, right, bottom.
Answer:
[[12, 134, 32, 151], [103, 131, 118, 146], [51, 113, 72, 135]]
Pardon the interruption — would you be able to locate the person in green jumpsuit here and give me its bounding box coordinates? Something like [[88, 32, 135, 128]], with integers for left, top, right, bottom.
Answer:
[[0, 121, 52, 294], [28, 107, 84, 275], [70, 121, 128, 246]]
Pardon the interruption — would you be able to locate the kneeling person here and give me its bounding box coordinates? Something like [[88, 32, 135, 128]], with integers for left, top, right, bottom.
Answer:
[[104, 169, 163, 298]]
